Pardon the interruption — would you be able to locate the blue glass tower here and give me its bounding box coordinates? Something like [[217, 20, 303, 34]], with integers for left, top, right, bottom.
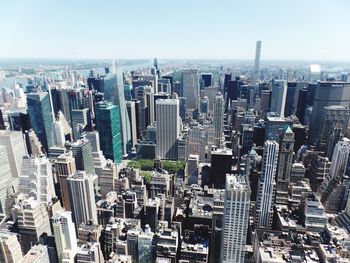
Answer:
[[27, 92, 54, 152], [95, 101, 123, 163]]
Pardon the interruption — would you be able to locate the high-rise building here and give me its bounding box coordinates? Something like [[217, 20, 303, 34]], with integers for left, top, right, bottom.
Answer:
[[56, 152, 76, 211], [220, 174, 250, 263], [24, 129, 44, 157], [201, 73, 213, 88], [270, 80, 287, 117], [76, 242, 104, 263], [275, 127, 294, 204], [12, 197, 52, 254], [67, 171, 98, 228], [95, 101, 123, 163], [0, 230, 23, 263], [22, 244, 50, 263], [104, 66, 131, 156], [0, 130, 26, 178], [213, 92, 225, 148], [19, 155, 56, 204], [319, 105, 350, 157], [253, 40, 262, 83], [68, 139, 95, 174], [52, 211, 78, 262], [26, 92, 54, 151], [255, 140, 279, 229], [183, 70, 199, 110], [51, 119, 66, 147], [155, 99, 180, 160], [100, 160, 117, 197], [138, 225, 154, 263], [309, 82, 350, 143], [0, 146, 12, 221], [71, 108, 90, 140], [126, 100, 138, 150]]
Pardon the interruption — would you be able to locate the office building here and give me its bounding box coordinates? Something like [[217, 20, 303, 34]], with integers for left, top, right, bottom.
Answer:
[[309, 82, 350, 144], [155, 99, 180, 160], [255, 140, 279, 229], [76, 242, 104, 263], [126, 100, 138, 149], [13, 198, 52, 254], [0, 230, 23, 263], [68, 139, 95, 174], [213, 92, 225, 148], [0, 146, 12, 221], [220, 174, 250, 263], [26, 92, 54, 151], [56, 152, 76, 211], [276, 127, 294, 204], [52, 211, 78, 262], [0, 130, 26, 178], [19, 155, 56, 204], [71, 108, 90, 140], [95, 101, 123, 163], [270, 80, 287, 117], [183, 70, 199, 110], [67, 171, 98, 228], [209, 148, 232, 188], [201, 73, 213, 88], [22, 244, 50, 263]]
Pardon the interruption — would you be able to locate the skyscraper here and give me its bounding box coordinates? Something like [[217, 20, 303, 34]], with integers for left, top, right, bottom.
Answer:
[[19, 155, 56, 204], [155, 99, 180, 160], [13, 198, 52, 254], [276, 126, 294, 204], [220, 174, 250, 263], [68, 139, 95, 174], [0, 146, 12, 221], [255, 140, 279, 229], [56, 152, 76, 211], [104, 65, 131, 156], [95, 101, 123, 163], [253, 40, 262, 83], [67, 171, 98, 228], [309, 82, 350, 143], [182, 70, 199, 110], [0, 130, 26, 179], [26, 92, 54, 151], [270, 80, 287, 117], [213, 92, 225, 148], [52, 211, 78, 262]]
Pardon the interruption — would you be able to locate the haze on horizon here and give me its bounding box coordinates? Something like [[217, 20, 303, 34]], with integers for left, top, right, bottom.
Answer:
[[1, 0, 350, 61]]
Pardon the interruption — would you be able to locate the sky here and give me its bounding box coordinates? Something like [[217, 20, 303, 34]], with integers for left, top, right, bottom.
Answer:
[[1, 0, 350, 61]]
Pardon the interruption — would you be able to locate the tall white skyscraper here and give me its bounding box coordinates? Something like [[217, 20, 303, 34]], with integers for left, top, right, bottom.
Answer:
[[19, 155, 56, 204], [221, 174, 251, 263], [52, 211, 78, 262], [270, 80, 287, 117], [255, 140, 279, 229], [329, 139, 350, 180], [213, 92, 225, 148], [67, 171, 98, 228], [253, 40, 262, 83], [155, 99, 180, 160], [0, 130, 26, 179], [0, 145, 12, 221], [183, 70, 199, 110]]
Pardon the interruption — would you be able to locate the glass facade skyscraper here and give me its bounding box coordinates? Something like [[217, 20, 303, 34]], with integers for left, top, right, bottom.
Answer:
[[95, 101, 123, 163], [26, 92, 54, 152]]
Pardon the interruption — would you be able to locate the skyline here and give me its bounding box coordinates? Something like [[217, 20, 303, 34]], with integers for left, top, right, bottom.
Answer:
[[1, 0, 350, 61]]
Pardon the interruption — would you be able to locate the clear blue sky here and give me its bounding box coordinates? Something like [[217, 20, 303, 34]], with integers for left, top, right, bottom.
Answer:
[[1, 0, 350, 60]]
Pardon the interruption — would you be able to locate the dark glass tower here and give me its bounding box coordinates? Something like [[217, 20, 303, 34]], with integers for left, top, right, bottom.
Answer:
[[95, 101, 123, 163], [26, 92, 53, 152]]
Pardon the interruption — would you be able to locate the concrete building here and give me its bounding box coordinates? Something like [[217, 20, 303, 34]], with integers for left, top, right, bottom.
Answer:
[[182, 70, 199, 110], [155, 99, 180, 160], [220, 174, 250, 263], [270, 80, 287, 117], [255, 140, 279, 229], [0, 230, 23, 263], [67, 171, 98, 228]]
